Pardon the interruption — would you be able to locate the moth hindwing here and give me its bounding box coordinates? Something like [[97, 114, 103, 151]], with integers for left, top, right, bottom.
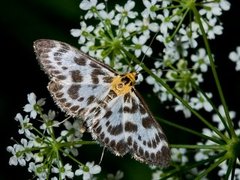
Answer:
[[33, 39, 170, 166]]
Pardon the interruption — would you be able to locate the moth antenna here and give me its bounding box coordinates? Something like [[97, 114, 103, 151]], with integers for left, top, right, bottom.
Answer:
[[52, 115, 72, 127], [98, 146, 106, 165], [135, 29, 160, 73]]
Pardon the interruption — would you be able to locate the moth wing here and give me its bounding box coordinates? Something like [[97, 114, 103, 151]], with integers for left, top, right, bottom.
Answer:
[[33, 39, 115, 117], [91, 89, 170, 166], [124, 90, 170, 166]]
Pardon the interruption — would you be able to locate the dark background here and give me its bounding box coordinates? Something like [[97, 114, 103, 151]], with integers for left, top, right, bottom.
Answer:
[[1, 0, 240, 179]]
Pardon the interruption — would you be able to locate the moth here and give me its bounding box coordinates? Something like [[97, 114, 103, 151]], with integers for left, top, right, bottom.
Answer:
[[33, 39, 170, 166]]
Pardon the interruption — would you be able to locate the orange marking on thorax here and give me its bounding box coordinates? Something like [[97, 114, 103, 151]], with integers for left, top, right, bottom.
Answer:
[[111, 72, 137, 96]]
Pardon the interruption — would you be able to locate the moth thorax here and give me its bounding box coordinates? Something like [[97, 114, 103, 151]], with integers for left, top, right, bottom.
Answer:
[[111, 72, 137, 96]]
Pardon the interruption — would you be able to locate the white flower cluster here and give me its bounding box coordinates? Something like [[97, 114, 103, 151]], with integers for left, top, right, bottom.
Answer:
[[70, 0, 231, 118], [7, 92, 103, 180], [151, 104, 240, 179], [194, 105, 240, 179]]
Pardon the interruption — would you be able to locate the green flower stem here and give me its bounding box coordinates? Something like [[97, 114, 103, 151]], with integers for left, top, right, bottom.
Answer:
[[59, 140, 97, 147], [161, 151, 226, 179], [225, 158, 236, 180], [169, 7, 190, 42], [122, 48, 228, 143], [191, 5, 236, 138], [192, 82, 231, 136], [157, 117, 223, 144], [171, 144, 226, 150], [60, 148, 85, 166]]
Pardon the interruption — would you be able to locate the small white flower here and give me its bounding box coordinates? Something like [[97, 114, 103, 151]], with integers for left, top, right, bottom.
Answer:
[[218, 162, 240, 179], [202, 18, 223, 39], [219, 0, 231, 11], [115, 0, 137, 19], [152, 170, 164, 180], [75, 162, 101, 180], [7, 144, 26, 166], [23, 92, 45, 119], [194, 133, 217, 162], [229, 46, 240, 71], [70, 21, 94, 44], [171, 148, 188, 164], [141, 0, 159, 19], [15, 113, 32, 136], [52, 164, 74, 179], [61, 119, 83, 156], [162, 45, 180, 64], [106, 170, 124, 180], [212, 105, 236, 131], [28, 162, 48, 179], [191, 48, 210, 72], [132, 35, 152, 57], [134, 18, 159, 36], [190, 92, 213, 112], [40, 110, 58, 131], [157, 9, 174, 34], [174, 99, 191, 118], [80, 0, 105, 19], [179, 24, 199, 48], [199, 0, 230, 19], [99, 10, 115, 20]]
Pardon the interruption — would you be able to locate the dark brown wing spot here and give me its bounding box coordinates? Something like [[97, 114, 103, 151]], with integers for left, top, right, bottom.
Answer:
[[140, 104, 146, 114], [89, 62, 100, 68], [107, 124, 123, 135], [95, 125, 102, 134], [145, 151, 149, 158], [48, 81, 63, 93], [71, 70, 83, 82], [74, 57, 86, 66], [123, 98, 138, 113], [127, 136, 132, 146], [59, 98, 66, 103], [70, 105, 80, 112], [103, 76, 113, 83], [55, 92, 64, 98], [109, 90, 117, 98], [133, 141, 138, 151], [100, 132, 105, 139], [62, 66, 68, 70], [116, 140, 128, 154], [58, 48, 68, 53], [110, 140, 116, 148], [147, 141, 152, 148], [103, 111, 112, 119], [139, 147, 144, 156], [57, 75, 66, 80], [125, 122, 138, 132], [105, 121, 110, 127], [104, 137, 109, 144], [54, 52, 62, 57], [87, 95, 95, 105], [158, 132, 167, 140], [67, 84, 80, 99], [52, 70, 61, 74], [91, 76, 99, 84], [92, 69, 105, 76], [152, 140, 157, 148], [78, 97, 84, 102], [142, 117, 155, 129], [124, 93, 131, 103]]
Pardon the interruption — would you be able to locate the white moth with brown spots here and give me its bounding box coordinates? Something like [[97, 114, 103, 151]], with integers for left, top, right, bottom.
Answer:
[[33, 39, 170, 166]]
